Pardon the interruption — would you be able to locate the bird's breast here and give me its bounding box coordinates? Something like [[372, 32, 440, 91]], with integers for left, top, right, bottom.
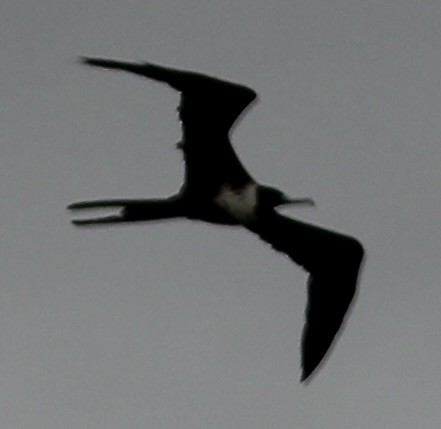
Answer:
[[214, 183, 257, 223]]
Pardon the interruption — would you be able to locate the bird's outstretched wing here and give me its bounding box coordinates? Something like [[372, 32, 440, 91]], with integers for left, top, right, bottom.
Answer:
[[80, 57, 257, 135], [80, 56, 258, 190], [247, 213, 364, 382]]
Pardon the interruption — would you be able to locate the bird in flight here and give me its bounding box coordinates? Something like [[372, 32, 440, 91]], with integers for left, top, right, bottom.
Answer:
[[68, 57, 364, 382]]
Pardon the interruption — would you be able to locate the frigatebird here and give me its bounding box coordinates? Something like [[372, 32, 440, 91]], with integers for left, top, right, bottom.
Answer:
[[68, 57, 364, 382]]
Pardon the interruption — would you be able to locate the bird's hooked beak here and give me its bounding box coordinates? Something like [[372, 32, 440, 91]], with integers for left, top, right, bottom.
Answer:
[[258, 186, 315, 210], [280, 195, 316, 207]]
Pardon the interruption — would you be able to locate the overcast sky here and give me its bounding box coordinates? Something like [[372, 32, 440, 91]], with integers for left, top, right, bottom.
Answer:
[[2, 1, 441, 428]]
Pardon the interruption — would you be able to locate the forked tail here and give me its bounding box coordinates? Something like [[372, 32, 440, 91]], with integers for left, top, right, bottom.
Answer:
[[68, 197, 184, 226]]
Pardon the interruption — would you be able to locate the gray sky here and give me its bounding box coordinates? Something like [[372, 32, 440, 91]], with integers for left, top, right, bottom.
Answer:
[[2, 1, 441, 427]]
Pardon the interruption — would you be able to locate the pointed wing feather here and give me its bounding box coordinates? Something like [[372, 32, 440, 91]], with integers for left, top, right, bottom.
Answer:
[[248, 213, 364, 381], [81, 57, 257, 134]]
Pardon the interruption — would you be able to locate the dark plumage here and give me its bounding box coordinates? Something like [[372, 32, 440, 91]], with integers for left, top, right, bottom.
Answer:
[[68, 57, 364, 382]]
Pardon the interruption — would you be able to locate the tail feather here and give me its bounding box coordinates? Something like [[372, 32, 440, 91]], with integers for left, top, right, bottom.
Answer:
[[68, 197, 184, 225]]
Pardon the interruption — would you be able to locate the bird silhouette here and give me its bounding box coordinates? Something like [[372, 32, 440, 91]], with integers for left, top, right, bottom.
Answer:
[[68, 57, 364, 382]]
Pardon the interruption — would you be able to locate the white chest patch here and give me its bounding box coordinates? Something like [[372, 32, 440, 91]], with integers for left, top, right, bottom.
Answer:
[[214, 183, 258, 222]]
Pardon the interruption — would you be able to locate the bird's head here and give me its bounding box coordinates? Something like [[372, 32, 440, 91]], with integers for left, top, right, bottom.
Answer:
[[257, 185, 315, 213]]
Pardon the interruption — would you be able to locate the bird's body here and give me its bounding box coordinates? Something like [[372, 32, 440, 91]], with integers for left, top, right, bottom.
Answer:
[[69, 57, 364, 382]]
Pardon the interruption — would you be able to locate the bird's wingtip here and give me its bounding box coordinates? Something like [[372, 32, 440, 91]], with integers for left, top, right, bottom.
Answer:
[[77, 56, 91, 65], [300, 366, 314, 383], [78, 56, 109, 68]]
